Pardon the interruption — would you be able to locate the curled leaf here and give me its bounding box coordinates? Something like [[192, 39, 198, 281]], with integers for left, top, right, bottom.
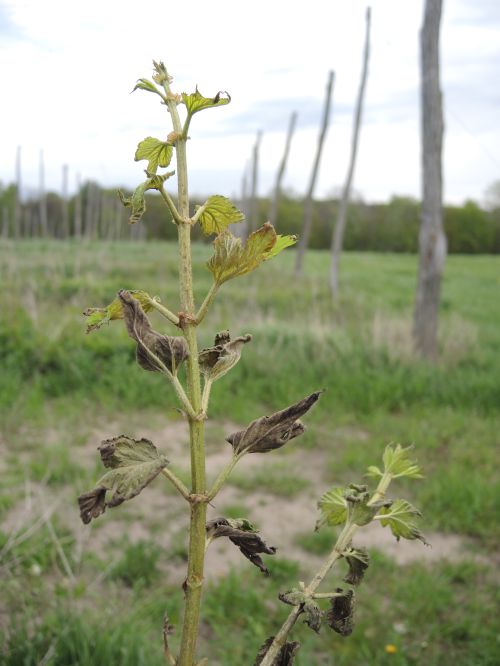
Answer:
[[83, 290, 155, 333], [78, 435, 168, 524], [206, 517, 276, 575], [316, 486, 349, 530], [326, 589, 355, 637], [207, 223, 297, 286], [343, 547, 370, 586], [346, 485, 392, 527], [254, 637, 300, 666], [195, 195, 245, 235], [118, 290, 189, 374], [379, 499, 429, 544], [118, 172, 174, 224], [199, 330, 252, 382], [279, 590, 321, 634], [227, 391, 321, 455], [135, 137, 174, 174], [182, 87, 231, 118], [132, 77, 163, 96]]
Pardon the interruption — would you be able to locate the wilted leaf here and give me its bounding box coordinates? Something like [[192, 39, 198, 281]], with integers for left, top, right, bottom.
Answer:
[[199, 330, 252, 382], [78, 435, 168, 524], [326, 589, 355, 637], [118, 290, 189, 374], [316, 487, 348, 530], [195, 195, 245, 235], [279, 589, 321, 633], [205, 517, 276, 575], [207, 223, 297, 286], [83, 290, 154, 333], [379, 499, 428, 544], [382, 443, 423, 479], [118, 172, 174, 224], [182, 87, 231, 119], [226, 391, 321, 455], [254, 637, 300, 666], [135, 137, 174, 174], [343, 547, 370, 586]]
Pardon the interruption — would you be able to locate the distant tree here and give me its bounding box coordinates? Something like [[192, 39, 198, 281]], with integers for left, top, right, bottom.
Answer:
[[413, 0, 446, 360], [483, 180, 500, 211]]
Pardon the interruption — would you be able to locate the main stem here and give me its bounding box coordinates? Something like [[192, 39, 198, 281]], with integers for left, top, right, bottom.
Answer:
[[164, 81, 207, 666]]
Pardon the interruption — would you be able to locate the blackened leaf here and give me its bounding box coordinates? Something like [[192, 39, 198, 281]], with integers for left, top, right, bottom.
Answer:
[[254, 637, 300, 666], [118, 290, 189, 374], [83, 290, 154, 333], [379, 499, 429, 544], [195, 195, 245, 235], [199, 330, 252, 382], [206, 517, 276, 575], [326, 589, 355, 637], [135, 137, 174, 174], [316, 486, 349, 530], [344, 547, 370, 586], [226, 392, 321, 455], [278, 590, 321, 633], [78, 436, 168, 524], [206, 224, 297, 286], [182, 88, 231, 118]]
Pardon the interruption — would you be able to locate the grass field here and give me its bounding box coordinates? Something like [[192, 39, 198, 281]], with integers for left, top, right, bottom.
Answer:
[[0, 239, 499, 665]]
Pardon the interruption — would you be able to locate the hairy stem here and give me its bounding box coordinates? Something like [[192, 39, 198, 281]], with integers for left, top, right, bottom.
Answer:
[[161, 70, 207, 666], [161, 468, 191, 501], [259, 474, 393, 666], [195, 283, 219, 324], [147, 298, 180, 327], [206, 453, 243, 502]]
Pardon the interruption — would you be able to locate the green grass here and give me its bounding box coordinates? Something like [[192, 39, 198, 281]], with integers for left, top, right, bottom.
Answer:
[[1, 240, 499, 665]]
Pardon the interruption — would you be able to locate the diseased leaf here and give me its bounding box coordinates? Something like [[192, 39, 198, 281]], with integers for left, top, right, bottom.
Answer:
[[195, 195, 245, 235], [316, 487, 348, 530], [205, 517, 276, 575], [135, 137, 174, 174], [343, 547, 370, 586], [118, 290, 189, 374], [226, 391, 321, 455], [78, 435, 168, 524], [254, 637, 300, 666], [326, 589, 355, 637], [379, 499, 428, 544], [199, 330, 252, 382], [346, 486, 392, 527], [279, 590, 321, 633], [118, 172, 174, 224], [182, 87, 231, 118], [83, 290, 154, 333], [382, 443, 424, 479], [206, 223, 297, 286]]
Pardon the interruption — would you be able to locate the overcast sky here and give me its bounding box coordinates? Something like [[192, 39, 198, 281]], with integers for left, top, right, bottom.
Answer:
[[1, 0, 499, 205]]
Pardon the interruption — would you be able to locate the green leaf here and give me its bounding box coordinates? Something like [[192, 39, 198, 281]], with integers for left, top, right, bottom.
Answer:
[[316, 487, 348, 530], [365, 465, 383, 478], [199, 330, 252, 382], [83, 290, 154, 333], [207, 223, 297, 286], [343, 547, 370, 586], [118, 172, 174, 224], [195, 195, 245, 235], [134, 137, 174, 174], [131, 78, 163, 97], [78, 436, 168, 524], [382, 443, 423, 479], [379, 499, 428, 544], [182, 87, 230, 119]]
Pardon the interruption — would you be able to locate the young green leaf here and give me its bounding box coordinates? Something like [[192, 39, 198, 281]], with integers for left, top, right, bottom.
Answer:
[[194, 195, 245, 235], [182, 88, 231, 119], [346, 489, 389, 527], [382, 443, 423, 479], [78, 435, 168, 524], [205, 517, 276, 575], [326, 589, 355, 637], [119, 290, 189, 374], [206, 223, 297, 286], [254, 638, 300, 666], [343, 547, 370, 586], [316, 487, 348, 530], [135, 137, 174, 174], [83, 290, 155, 333], [365, 465, 383, 479], [131, 78, 163, 97], [279, 590, 322, 634], [199, 330, 252, 382], [226, 391, 322, 455], [378, 499, 428, 544], [118, 172, 174, 224]]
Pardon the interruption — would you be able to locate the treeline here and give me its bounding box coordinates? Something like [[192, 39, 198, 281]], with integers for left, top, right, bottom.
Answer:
[[1, 181, 499, 253]]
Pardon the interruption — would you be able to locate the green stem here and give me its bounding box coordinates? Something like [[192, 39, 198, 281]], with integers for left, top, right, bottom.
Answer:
[[195, 283, 219, 324], [148, 298, 180, 327], [258, 473, 393, 666], [159, 185, 183, 225], [200, 377, 213, 416], [161, 468, 191, 501], [206, 453, 243, 502], [162, 70, 207, 666]]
